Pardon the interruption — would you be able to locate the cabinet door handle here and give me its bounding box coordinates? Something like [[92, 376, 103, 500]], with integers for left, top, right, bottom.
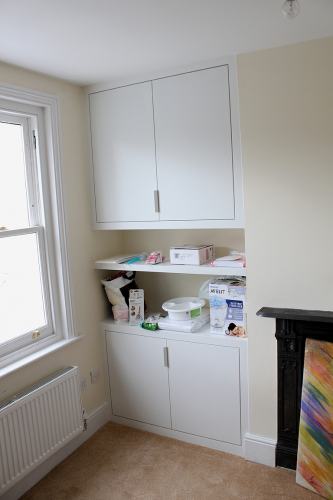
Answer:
[[154, 190, 160, 213], [163, 346, 169, 367]]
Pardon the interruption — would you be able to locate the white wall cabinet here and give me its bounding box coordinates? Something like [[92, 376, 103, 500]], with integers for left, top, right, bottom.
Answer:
[[89, 61, 243, 229], [153, 66, 235, 222], [106, 332, 171, 428], [105, 324, 247, 454], [89, 82, 158, 223], [168, 340, 241, 445]]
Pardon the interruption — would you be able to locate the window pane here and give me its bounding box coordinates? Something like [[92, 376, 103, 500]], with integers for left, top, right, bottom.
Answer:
[[0, 233, 47, 345], [0, 121, 30, 229]]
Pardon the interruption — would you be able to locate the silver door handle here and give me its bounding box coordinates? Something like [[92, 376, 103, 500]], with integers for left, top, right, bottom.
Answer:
[[154, 190, 160, 213], [163, 346, 169, 367]]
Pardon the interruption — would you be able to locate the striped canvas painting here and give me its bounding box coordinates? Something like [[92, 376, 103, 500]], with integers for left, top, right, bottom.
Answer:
[[296, 338, 333, 498]]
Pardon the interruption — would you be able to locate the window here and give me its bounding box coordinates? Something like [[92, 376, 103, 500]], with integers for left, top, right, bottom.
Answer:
[[0, 93, 73, 369]]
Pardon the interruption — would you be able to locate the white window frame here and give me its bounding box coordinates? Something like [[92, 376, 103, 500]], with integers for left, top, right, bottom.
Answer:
[[0, 86, 74, 370]]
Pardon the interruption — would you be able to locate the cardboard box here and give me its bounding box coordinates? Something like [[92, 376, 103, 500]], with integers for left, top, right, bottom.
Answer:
[[170, 244, 214, 266], [129, 289, 144, 326], [209, 279, 246, 335]]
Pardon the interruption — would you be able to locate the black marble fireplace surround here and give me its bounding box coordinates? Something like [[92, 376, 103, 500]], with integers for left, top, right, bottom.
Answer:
[[257, 307, 333, 470]]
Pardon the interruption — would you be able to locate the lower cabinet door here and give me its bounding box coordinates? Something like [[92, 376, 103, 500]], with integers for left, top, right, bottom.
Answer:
[[168, 340, 241, 445], [106, 332, 171, 428]]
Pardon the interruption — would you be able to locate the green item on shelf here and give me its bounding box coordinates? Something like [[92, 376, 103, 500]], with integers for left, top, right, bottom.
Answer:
[[141, 321, 159, 331], [190, 307, 201, 318]]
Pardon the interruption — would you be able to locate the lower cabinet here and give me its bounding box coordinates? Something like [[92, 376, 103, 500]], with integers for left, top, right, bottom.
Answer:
[[106, 330, 242, 446], [106, 332, 171, 428], [168, 340, 241, 445]]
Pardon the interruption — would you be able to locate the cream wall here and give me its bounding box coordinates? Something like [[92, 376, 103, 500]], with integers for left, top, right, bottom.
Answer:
[[238, 37, 333, 438], [2, 36, 333, 442], [95, 36, 333, 440], [122, 37, 333, 440], [0, 62, 121, 413]]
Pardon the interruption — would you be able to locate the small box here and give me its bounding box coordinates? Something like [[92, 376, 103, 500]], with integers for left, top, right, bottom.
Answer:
[[209, 280, 228, 330], [129, 289, 144, 326], [209, 278, 246, 335], [170, 244, 214, 266]]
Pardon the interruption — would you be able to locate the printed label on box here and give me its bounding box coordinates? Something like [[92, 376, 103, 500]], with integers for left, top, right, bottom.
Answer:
[[129, 289, 144, 326], [209, 279, 246, 335]]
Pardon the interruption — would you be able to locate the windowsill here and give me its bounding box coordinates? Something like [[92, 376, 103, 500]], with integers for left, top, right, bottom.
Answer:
[[0, 336, 83, 379]]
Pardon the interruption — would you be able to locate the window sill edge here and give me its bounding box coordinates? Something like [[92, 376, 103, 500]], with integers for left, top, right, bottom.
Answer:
[[0, 336, 83, 379]]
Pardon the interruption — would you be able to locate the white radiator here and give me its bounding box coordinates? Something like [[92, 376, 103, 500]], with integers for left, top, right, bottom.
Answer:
[[0, 366, 83, 495]]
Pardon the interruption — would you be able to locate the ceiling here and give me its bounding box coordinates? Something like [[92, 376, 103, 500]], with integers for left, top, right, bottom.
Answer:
[[0, 0, 333, 86]]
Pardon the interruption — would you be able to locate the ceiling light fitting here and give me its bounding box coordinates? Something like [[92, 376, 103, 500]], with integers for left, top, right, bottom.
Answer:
[[282, 0, 300, 19]]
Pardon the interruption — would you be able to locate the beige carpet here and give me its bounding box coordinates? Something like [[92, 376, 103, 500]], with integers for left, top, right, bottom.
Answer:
[[22, 423, 318, 500]]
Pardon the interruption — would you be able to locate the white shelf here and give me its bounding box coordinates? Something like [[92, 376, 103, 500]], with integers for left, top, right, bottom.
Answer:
[[102, 318, 247, 347], [95, 259, 246, 276]]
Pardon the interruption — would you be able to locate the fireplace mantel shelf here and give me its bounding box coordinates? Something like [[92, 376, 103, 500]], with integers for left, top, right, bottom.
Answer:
[[256, 307, 333, 323]]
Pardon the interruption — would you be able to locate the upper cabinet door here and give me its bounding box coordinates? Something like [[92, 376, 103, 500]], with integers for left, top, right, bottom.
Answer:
[[89, 82, 158, 223], [153, 66, 235, 221]]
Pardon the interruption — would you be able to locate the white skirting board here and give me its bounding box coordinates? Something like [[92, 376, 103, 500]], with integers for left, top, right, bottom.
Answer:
[[3, 402, 111, 500], [110, 414, 244, 458], [109, 416, 277, 468], [244, 433, 276, 467]]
